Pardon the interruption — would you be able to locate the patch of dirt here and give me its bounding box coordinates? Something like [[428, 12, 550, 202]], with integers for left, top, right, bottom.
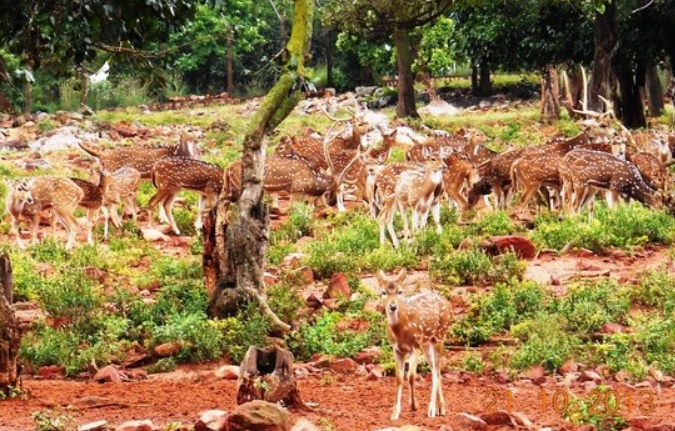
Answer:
[[1, 367, 675, 430]]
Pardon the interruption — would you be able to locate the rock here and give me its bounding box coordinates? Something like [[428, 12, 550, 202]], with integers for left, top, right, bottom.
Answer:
[[82, 266, 107, 284], [195, 410, 228, 431], [330, 358, 359, 373], [154, 342, 182, 357], [630, 417, 658, 430], [295, 266, 314, 286], [14, 305, 47, 329], [520, 365, 546, 385], [35, 262, 55, 276], [282, 253, 305, 269], [93, 365, 125, 383], [452, 413, 488, 431], [577, 426, 596, 431], [227, 400, 291, 431], [215, 365, 240, 380], [648, 367, 664, 382], [322, 298, 339, 311], [418, 100, 460, 117], [485, 235, 536, 259], [579, 370, 602, 383], [304, 292, 323, 309], [614, 370, 630, 383], [561, 372, 580, 387], [290, 419, 320, 431], [355, 86, 378, 97], [37, 365, 66, 379], [355, 346, 383, 364], [559, 360, 579, 374], [646, 425, 675, 431], [582, 381, 597, 391], [141, 228, 170, 242], [324, 273, 352, 300], [601, 322, 628, 334], [311, 355, 335, 368], [509, 411, 533, 427], [127, 369, 148, 381], [366, 366, 384, 381], [78, 420, 109, 431], [479, 410, 513, 425], [115, 420, 157, 431]]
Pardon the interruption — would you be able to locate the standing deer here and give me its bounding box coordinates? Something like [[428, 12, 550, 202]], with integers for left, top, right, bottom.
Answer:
[[98, 167, 141, 238], [148, 157, 224, 235], [6, 176, 83, 249], [379, 159, 445, 248], [378, 269, 453, 420], [5, 179, 54, 249]]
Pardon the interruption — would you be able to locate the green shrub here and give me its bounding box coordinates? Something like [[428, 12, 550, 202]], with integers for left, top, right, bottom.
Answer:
[[471, 210, 519, 236], [430, 249, 524, 286], [147, 358, 177, 374], [219, 305, 271, 364], [632, 270, 675, 314], [631, 313, 675, 374], [151, 312, 229, 362], [555, 280, 631, 333], [510, 314, 580, 372]]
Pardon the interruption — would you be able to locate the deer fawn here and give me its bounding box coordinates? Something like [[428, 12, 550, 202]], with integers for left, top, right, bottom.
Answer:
[[98, 167, 141, 238], [148, 157, 224, 235], [6, 176, 83, 249], [378, 269, 453, 420]]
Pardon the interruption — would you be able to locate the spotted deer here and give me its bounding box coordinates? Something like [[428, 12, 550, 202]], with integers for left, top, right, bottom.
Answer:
[[5, 179, 55, 248], [626, 151, 671, 193], [559, 150, 666, 220], [6, 176, 83, 249], [69, 177, 104, 244], [148, 157, 224, 235], [378, 269, 453, 420], [98, 167, 141, 238], [379, 159, 445, 248]]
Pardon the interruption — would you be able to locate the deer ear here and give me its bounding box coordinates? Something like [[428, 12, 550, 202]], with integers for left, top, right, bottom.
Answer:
[[5, 179, 14, 187], [396, 268, 407, 283], [376, 270, 387, 286]]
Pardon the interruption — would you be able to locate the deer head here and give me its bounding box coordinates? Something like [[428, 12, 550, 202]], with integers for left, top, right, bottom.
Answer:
[[377, 268, 408, 326]]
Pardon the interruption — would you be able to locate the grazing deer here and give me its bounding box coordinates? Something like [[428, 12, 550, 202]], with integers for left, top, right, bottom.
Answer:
[[559, 150, 665, 220], [379, 159, 445, 248], [98, 167, 141, 238], [148, 157, 224, 235], [626, 151, 671, 193], [378, 269, 453, 420], [69, 177, 103, 244], [6, 176, 83, 249]]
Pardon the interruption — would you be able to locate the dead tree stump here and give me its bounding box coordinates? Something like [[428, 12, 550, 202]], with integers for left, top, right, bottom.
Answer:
[[0, 254, 21, 393], [237, 345, 309, 411]]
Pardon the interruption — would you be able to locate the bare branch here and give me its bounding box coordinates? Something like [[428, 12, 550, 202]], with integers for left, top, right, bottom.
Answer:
[[632, 0, 655, 14]]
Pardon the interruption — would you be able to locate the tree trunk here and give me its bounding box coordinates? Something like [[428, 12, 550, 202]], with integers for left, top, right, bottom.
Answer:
[[588, 2, 618, 112], [227, 24, 234, 95], [23, 81, 31, 115], [644, 64, 664, 117], [80, 67, 89, 107], [540, 66, 560, 123], [471, 64, 479, 95], [393, 28, 419, 118], [0, 254, 20, 394], [614, 60, 646, 129], [206, 0, 315, 335], [326, 30, 334, 89], [237, 345, 309, 409], [478, 62, 492, 96]]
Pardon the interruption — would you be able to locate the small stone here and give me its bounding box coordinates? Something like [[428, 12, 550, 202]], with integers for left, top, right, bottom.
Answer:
[[304, 292, 323, 309], [582, 381, 597, 391], [154, 342, 182, 357], [282, 252, 305, 269], [452, 413, 488, 431], [141, 228, 170, 242], [646, 425, 675, 431], [366, 366, 384, 381], [559, 360, 579, 374], [509, 411, 533, 427], [629, 417, 658, 430], [648, 367, 664, 382], [115, 419, 157, 431], [78, 420, 109, 431], [322, 298, 339, 311], [296, 266, 314, 285], [37, 365, 66, 379], [601, 322, 628, 334], [215, 365, 240, 380], [226, 400, 291, 431], [194, 410, 228, 431], [520, 365, 546, 385], [290, 419, 320, 431], [324, 273, 352, 300], [486, 235, 536, 259], [330, 358, 359, 373], [579, 370, 602, 383], [577, 425, 596, 431], [614, 370, 630, 383], [93, 365, 124, 383], [355, 346, 383, 364], [479, 410, 513, 425]]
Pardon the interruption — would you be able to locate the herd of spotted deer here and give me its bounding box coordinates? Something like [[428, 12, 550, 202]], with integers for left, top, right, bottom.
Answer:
[[5, 100, 675, 420]]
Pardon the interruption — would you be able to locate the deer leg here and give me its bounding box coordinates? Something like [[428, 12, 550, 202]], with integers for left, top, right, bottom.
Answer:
[[337, 185, 347, 212], [386, 202, 400, 248], [433, 343, 446, 416], [194, 195, 205, 232], [56, 209, 79, 250], [431, 201, 442, 234], [407, 350, 419, 412], [391, 349, 406, 420], [162, 192, 181, 235], [102, 206, 111, 240], [11, 217, 27, 249], [425, 342, 439, 418]]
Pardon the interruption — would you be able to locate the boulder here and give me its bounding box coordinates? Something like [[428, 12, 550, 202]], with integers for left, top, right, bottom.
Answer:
[[478, 410, 513, 425], [452, 413, 488, 431], [78, 420, 109, 431], [215, 365, 240, 380], [93, 365, 125, 383], [227, 400, 291, 431]]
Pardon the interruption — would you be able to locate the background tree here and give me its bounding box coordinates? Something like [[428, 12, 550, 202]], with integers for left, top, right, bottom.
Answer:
[[323, 0, 454, 118]]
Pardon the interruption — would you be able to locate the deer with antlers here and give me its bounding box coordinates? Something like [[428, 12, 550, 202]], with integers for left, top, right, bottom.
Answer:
[[378, 269, 453, 420], [6, 176, 83, 249], [148, 157, 224, 235]]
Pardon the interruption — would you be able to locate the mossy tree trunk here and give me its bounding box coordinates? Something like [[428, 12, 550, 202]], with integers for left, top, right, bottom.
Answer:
[[205, 0, 314, 334], [540, 65, 560, 123], [393, 28, 419, 118], [588, 2, 618, 113]]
